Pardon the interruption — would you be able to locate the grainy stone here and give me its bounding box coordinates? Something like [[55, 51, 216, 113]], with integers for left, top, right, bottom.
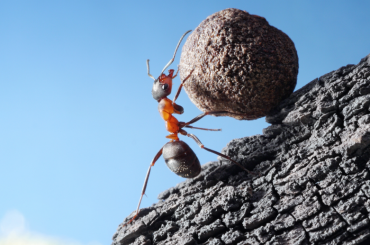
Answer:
[[291, 196, 321, 221], [266, 224, 307, 245], [222, 203, 251, 228], [302, 207, 346, 243], [197, 219, 227, 241], [179, 8, 298, 120], [132, 235, 151, 245], [205, 237, 223, 245], [271, 213, 296, 232], [242, 207, 277, 229], [152, 221, 179, 243], [273, 194, 304, 212], [221, 229, 245, 244], [237, 235, 260, 245], [252, 223, 275, 243]]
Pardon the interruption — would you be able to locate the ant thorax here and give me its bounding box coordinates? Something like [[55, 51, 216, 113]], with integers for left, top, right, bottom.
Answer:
[[158, 98, 180, 137]]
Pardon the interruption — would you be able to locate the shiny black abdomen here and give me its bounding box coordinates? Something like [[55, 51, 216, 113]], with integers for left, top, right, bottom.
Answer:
[[162, 141, 201, 178]]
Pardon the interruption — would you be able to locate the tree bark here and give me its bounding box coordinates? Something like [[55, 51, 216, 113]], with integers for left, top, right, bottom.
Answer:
[[113, 54, 370, 245]]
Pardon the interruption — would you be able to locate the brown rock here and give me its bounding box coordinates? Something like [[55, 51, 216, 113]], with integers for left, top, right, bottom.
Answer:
[[179, 8, 299, 120]]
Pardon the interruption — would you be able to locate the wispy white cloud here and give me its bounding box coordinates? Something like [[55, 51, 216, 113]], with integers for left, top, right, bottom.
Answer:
[[0, 210, 101, 245]]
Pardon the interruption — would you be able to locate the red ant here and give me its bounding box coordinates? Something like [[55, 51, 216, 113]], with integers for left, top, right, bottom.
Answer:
[[123, 30, 253, 227]]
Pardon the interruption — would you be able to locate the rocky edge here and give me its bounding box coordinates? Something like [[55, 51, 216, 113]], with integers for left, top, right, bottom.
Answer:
[[113, 54, 370, 245]]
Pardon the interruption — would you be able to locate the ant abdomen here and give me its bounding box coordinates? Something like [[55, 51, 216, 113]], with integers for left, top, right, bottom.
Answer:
[[163, 141, 201, 178]]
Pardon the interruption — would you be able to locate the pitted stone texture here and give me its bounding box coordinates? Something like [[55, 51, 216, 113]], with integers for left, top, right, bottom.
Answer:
[[113, 54, 370, 244], [179, 8, 298, 120]]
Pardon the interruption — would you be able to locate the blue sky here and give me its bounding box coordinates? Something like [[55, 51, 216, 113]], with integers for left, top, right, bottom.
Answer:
[[0, 1, 369, 244]]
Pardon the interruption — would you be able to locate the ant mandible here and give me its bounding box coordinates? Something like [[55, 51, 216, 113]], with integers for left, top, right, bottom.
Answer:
[[123, 30, 253, 227]]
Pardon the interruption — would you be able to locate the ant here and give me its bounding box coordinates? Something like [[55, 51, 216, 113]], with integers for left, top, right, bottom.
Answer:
[[123, 30, 253, 227]]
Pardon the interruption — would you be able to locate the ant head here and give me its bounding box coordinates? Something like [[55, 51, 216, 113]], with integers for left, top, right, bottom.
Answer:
[[151, 71, 173, 101], [147, 30, 192, 101]]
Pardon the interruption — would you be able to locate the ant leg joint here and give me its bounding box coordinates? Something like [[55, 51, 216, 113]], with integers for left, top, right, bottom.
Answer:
[[179, 129, 188, 136], [178, 122, 185, 128]]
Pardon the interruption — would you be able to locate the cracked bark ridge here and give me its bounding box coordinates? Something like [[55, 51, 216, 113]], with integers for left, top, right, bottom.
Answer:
[[113, 53, 370, 244], [179, 8, 298, 120]]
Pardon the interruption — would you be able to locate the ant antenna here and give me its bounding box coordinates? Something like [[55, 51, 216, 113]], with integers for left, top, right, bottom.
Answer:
[[160, 30, 191, 75], [147, 59, 156, 81]]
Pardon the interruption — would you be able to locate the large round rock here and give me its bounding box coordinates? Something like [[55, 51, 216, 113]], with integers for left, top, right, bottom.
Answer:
[[179, 8, 299, 120]]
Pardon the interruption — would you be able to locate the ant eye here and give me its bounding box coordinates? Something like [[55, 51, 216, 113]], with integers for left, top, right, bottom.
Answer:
[[162, 84, 168, 90]]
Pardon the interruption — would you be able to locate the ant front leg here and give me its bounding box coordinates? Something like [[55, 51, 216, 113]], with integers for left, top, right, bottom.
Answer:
[[179, 129, 255, 176], [171, 69, 195, 115], [122, 147, 163, 227], [172, 67, 179, 79], [172, 69, 195, 104]]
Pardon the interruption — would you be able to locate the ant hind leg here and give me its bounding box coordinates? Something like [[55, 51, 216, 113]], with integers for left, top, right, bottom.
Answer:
[[183, 132, 255, 175], [122, 147, 163, 227]]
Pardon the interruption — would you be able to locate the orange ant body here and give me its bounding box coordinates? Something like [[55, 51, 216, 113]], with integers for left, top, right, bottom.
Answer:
[[123, 30, 252, 227]]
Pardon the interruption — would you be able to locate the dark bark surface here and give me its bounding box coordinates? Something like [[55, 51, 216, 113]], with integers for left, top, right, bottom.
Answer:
[[113, 54, 370, 245]]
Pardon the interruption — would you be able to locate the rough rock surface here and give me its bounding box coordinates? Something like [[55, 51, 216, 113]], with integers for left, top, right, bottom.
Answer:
[[113, 54, 370, 244], [179, 8, 298, 120]]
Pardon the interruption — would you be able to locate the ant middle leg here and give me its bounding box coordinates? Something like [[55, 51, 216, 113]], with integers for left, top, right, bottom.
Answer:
[[179, 111, 229, 128], [184, 125, 221, 131]]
